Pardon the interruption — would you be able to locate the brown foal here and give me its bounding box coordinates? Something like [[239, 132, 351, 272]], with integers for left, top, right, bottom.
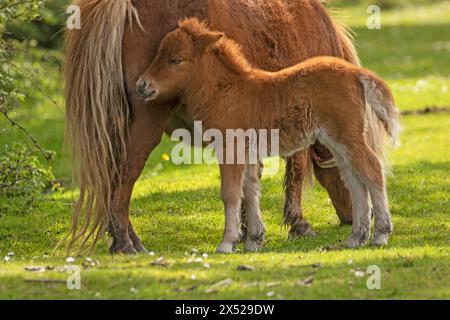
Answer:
[[137, 19, 401, 252]]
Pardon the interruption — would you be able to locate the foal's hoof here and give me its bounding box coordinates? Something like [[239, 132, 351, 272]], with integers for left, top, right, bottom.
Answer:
[[244, 240, 264, 252], [238, 229, 248, 243], [109, 240, 138, 255], [216, 242, 236, 254], [372, 232, 390, 247], [346, 233, 369, 249], [244, 234, 265, 252], [289, 221, 316, 238]]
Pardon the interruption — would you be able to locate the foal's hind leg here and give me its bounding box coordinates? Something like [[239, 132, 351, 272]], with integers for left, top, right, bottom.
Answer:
[[242, 164, 265, 252], [353, 147, 393, 246], [217, 164, 246, 253], [371, 186, 393, 246], [339, 142, 392, 247], [322, 139, 372, 248]]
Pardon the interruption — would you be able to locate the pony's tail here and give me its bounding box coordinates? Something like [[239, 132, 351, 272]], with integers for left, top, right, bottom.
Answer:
[[64, 0, 140, 253], [359, 73, 402, 173]]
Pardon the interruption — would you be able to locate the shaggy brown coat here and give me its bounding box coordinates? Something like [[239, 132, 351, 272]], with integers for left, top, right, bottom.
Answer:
[[138, 18, 400, 251], [65, 0, 365, 254]]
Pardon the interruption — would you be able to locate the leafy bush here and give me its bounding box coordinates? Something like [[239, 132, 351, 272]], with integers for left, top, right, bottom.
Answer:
[[1, 1, 59, 212], [5, 0, 67, 49], [0, 144, 58, 198], [1, 0, 44, 112]]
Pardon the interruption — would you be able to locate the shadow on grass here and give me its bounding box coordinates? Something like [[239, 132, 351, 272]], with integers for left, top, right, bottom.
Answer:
[[127, 159, 449, 254]]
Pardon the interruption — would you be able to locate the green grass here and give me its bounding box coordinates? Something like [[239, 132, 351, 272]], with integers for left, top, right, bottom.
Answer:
[[0, 1, 449, 299]]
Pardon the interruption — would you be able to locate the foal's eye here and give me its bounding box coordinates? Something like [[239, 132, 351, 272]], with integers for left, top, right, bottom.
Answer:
[[169, 58, 183, 65]]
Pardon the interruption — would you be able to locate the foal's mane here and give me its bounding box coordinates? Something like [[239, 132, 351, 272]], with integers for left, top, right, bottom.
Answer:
[[179, 18, 253, 75]]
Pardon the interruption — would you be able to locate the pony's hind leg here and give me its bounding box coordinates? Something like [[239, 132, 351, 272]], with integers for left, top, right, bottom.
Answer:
[[217, 164, 246, 253], [242, 164, 265, 252], [284, 151, 316, 237]]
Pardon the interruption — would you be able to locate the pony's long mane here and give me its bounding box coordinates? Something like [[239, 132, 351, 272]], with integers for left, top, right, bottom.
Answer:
[[64, 0, 141, 252]]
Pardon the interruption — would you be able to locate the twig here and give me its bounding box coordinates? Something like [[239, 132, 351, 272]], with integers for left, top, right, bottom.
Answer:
[[10, 62, 64, 115], [24, 279, 66, 285], [0, 108, 52, 161]]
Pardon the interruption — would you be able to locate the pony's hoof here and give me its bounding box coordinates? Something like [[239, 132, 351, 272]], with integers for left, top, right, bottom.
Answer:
[[216, 242, 236, 254], [289, 221, 316, 238], [109, 240, 138, 255], [346, 233, 369, 249], [372, 233, 390, 246], [133, 241, 150, 254]]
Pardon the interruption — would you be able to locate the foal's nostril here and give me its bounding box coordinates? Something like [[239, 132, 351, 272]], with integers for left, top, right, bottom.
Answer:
[[137, 79, 157, 100], [137, 79, 149, 94]]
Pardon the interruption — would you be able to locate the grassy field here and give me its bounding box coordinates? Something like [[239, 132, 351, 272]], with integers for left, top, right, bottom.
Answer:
[[0, 1, 449, 299]]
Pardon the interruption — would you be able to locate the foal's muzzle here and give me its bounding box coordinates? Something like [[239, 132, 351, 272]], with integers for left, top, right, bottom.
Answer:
[[136, 79, 157, 100]]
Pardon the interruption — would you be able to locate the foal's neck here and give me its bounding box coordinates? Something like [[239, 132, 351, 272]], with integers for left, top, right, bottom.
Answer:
[[182, 49, 283, 127]]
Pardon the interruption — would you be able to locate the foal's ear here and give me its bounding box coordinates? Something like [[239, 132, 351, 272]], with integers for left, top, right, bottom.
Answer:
[[196, 31, 224, 53]]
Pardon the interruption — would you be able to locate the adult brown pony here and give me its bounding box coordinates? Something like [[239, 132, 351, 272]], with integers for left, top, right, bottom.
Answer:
[[65, 0, 365, 254]]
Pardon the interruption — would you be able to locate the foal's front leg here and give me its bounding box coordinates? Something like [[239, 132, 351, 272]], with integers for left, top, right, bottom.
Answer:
[[242, 164, 265, 252], [217, 164, 246, 254]]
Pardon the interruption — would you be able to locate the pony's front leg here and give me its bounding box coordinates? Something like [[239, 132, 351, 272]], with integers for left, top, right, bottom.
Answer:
[[312, 142, 353, 224], [109, 100, 176, 254], [217, 164, 246, 253]]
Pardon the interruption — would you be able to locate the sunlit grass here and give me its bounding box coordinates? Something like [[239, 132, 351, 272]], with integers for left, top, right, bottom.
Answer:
[[0, 1, 449, 299]]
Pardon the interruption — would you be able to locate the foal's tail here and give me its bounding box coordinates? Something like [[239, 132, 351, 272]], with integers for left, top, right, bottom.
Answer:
[[64, 0, 140, 253], [358, 73, 402, 172]]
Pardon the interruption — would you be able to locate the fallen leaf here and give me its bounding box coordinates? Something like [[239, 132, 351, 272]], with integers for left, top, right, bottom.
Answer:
[[237, 265, 255, 271], [24, 279, 66, 285], [205, 278, 233, 293], [150, 257, 170, 267], [297, 276, 314, 287], [130, 287, 138, 294], [354, 271, 365, 278], [175, 285, 198, 292], [24, 266, 47, 273], [265, 281, 281, 288], [82, 257, 98, 269]]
